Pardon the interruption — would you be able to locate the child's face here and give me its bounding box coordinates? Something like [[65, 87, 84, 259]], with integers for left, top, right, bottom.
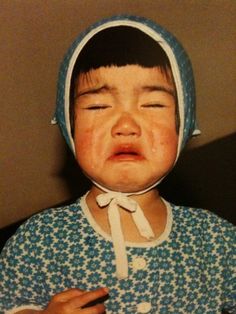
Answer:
[[73, 65, 178, 193]]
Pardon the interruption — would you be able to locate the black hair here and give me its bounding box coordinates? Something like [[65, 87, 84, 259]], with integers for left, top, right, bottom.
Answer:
[[73, 26, 171, 72], [70, 26, 178, 133]]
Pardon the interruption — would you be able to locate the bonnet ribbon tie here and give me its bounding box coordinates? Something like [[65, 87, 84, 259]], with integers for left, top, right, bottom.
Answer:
[[96, 192, 155, 279]]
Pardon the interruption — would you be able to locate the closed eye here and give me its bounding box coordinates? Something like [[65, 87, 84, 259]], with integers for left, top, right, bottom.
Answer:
[[85, 105, 111, 110], [141, 103, 166, 108]]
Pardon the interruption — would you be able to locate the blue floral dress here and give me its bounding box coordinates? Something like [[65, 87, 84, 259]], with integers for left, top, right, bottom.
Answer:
[[0, 194, 235, 314]]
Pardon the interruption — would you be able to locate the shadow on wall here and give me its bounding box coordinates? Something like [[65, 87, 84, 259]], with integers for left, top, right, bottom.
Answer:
[[0, 133, 235, 249], [159, 132, 236, 224]]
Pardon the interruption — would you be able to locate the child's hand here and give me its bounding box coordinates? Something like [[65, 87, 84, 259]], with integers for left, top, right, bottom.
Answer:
[[40, 287, 108, 314]]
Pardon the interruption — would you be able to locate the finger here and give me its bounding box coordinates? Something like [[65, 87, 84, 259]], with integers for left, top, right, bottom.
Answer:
[[68, 287, 109, 308], [50, 288, 85, 303], [80, 303, 106, 314]]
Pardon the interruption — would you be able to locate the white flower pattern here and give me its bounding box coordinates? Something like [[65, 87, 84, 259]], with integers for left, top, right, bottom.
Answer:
[[0, 194, 235, 314]]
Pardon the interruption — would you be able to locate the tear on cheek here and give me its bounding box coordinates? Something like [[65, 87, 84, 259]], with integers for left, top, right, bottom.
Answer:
[[150, 133, 178, 156]]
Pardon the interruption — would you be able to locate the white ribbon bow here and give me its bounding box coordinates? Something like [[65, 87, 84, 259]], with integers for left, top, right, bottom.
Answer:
[[96, 192, 155, 279]]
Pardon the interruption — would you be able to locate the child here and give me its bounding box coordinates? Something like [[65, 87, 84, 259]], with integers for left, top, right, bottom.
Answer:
[[0, 15, 235, 314]]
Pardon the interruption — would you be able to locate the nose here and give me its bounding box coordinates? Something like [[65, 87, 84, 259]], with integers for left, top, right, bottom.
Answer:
[[111, 112, 141, 137]]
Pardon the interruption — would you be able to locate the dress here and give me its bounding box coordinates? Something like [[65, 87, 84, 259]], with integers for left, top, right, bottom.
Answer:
[[0, 194, 235, 314]]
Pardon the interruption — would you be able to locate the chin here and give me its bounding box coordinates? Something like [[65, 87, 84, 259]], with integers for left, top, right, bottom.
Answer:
[[91, 170, 166, 194], [103, 179, 157, 194]]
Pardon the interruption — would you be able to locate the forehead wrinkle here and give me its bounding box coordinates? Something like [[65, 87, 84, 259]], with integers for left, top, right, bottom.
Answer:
[[76, 70, 119, 97], [75, 66, 176, 99]]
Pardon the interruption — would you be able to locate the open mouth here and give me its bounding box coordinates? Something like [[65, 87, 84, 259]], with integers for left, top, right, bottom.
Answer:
[[115, 151, 139, 156]]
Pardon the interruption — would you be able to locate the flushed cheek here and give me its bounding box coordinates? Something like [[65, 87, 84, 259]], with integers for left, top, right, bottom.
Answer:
[[75, 129, 93, 165], [75, 127, 92, 151], [149, 127, 178, 160]]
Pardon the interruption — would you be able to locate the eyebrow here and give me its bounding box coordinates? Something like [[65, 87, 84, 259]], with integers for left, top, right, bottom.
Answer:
[[75, 84, 175, 98], [141, 85, 175, 97], [76, 85, 113, 98]]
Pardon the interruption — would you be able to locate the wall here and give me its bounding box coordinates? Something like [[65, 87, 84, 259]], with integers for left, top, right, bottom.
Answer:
[[0, 0, 235, 228]]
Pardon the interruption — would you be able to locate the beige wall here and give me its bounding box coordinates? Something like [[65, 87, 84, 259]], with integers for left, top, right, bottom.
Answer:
[[0, 0, 235, 228]]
